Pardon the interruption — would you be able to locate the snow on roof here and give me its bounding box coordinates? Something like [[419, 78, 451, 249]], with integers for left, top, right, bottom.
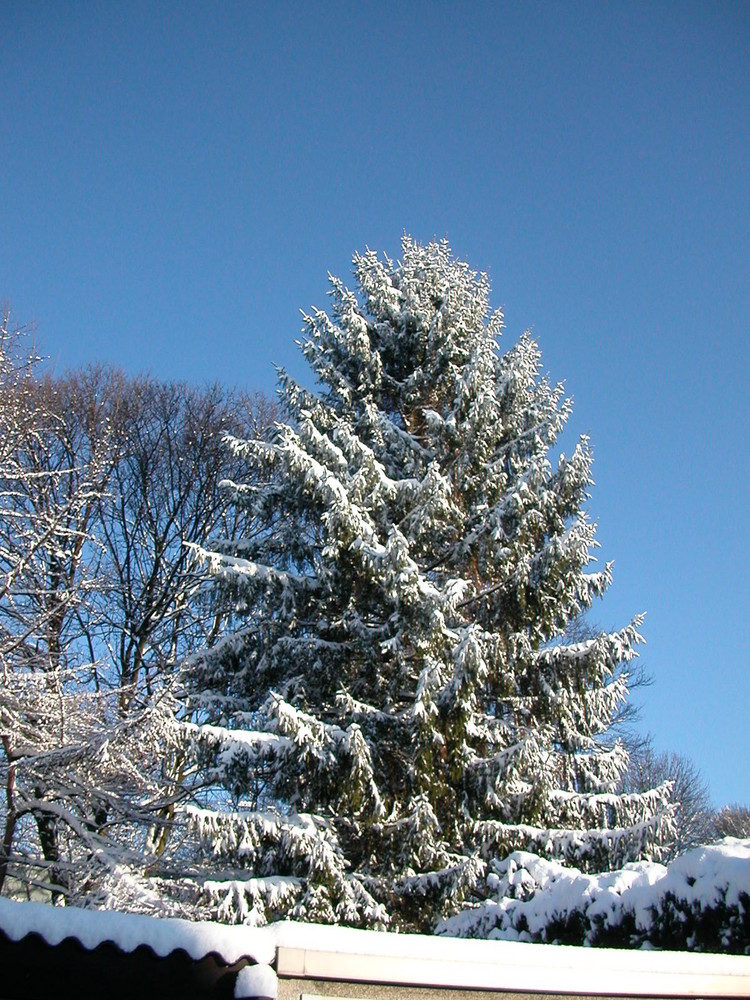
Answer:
[[1, 893, 750, 997], [0, 897, 275, 966]]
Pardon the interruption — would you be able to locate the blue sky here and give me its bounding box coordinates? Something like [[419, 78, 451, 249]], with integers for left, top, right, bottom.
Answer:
[[2, 1, 748, 807]]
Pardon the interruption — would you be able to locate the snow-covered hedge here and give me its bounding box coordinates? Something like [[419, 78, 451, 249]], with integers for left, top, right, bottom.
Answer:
[[438, 839, 750, 954]]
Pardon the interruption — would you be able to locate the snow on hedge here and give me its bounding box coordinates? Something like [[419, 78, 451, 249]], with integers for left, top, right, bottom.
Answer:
[[438, 838, 750, 953]]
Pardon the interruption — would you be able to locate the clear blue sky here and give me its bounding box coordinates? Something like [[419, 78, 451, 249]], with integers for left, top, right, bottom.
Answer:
[[2, 1, 748, 807]]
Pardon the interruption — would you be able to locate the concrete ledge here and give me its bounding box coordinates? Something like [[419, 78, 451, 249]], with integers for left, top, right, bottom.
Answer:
[[274, 924, 750, 998]]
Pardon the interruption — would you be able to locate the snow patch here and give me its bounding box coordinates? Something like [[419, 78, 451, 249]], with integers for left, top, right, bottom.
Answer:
[[234, 963, 278, 998]]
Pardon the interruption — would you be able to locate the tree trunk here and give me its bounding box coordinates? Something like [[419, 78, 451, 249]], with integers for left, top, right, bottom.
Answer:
[[0, 754, 18, 896]]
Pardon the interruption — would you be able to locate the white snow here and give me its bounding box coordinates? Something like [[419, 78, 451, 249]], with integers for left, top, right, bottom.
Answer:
[[0, 897, 276, 965], [1, 887, 750, 998], [438, 838, 750, 948], [234, 962, 277, 998]]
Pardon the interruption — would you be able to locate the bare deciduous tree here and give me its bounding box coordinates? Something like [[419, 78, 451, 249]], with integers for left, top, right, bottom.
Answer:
[[86, 374, 272, 705], [0, 318, 275, 907], [620, 738, 714, 859], [711, 804, 750, 839], [0, 318, 120, 898]]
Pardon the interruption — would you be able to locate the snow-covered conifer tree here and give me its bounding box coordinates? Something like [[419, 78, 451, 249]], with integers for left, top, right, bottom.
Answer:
[[188, 238, 673, 931]]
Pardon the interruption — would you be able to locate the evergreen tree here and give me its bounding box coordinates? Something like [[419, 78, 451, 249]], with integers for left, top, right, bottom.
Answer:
[[188, 238, 673, 931]]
